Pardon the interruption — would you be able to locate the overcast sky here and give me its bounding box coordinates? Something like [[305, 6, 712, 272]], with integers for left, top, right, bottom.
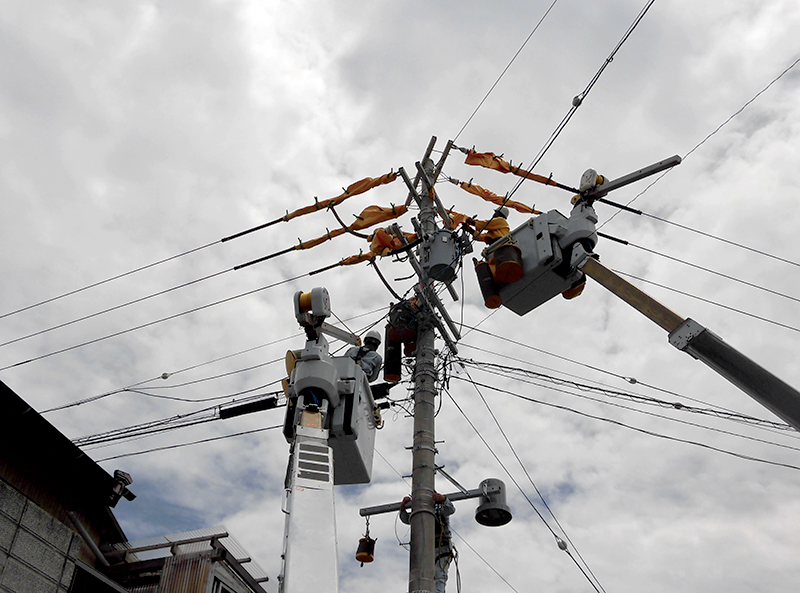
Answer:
[[2, 1, 800, 592]]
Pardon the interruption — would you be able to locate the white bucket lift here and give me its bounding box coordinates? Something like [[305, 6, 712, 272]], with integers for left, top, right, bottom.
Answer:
[[278, 288, 378, 593]]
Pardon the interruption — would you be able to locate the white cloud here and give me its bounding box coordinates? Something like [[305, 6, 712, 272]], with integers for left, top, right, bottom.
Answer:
[[2, 1, 800, 591]]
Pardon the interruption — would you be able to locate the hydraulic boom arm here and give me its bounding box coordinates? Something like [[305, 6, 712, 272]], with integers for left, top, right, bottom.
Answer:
[[580, 257, 800, 431]]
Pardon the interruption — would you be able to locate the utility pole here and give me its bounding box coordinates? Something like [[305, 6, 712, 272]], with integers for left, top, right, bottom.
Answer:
[[408, 156, 439, 593]]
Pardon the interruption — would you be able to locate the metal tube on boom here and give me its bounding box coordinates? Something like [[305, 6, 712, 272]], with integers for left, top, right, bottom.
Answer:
[[580, 257, 800, 431]]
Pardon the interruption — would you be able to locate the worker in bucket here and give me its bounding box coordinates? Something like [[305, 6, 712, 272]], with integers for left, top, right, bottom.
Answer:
[[346, 330, 383, 382], [400, 493, 456, 593]]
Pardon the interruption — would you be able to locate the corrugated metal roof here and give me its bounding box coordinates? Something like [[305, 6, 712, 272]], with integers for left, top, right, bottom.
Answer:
[[114, 525, 270, 583]]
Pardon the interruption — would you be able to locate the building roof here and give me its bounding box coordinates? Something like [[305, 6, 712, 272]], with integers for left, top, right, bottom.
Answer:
[[0, 378, 131, 545]]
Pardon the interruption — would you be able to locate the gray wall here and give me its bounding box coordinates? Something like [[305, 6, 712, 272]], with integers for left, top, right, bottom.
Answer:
[[0, 479, 82, 593]]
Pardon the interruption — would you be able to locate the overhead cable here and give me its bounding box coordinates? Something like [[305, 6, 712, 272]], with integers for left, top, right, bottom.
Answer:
[[41, 306, 387, 414], [75, 390, 283, 447], [462, 324, 632, 382], [458, 353, 794, 433], [457, 342, 760, 423], [0, 171, 397, 321], [599, 234, 800, 304], [505, 0, 658, 202], [0, 269, 230, 349], [601, 53, 800, 226], [639, 213, 800, 268], [464, 363, 800, 452], [460, 367, 607, 593], [612, 269, 800, 333], [0, 273, 309, 372], [457, 377, 800, 472], [452, 0, 561, 142], [443, 387, 604, 593], [96, 425, 283, 462], [0, 241, 218, 321]]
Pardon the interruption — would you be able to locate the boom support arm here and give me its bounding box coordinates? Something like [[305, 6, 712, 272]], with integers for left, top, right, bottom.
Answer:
[[580, 257, 800, 431]]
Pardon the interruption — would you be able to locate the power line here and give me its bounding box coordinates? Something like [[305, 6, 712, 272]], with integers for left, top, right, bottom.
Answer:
[[442, 387, 604, 593], [462, 324, 632, 382], [611, 268, 800, 333], [505, 0, 657, 202], [0, 241, 219, 321], [460, 358, 794, 432], [75, 390, 284, 447], [457, 377, 800, 472], [457, 342, 768, 425], [464, 362, 800, 452], [449, 527, 521, 593], [41, 306, 388, 414], [601, 235, 800, 304], [460, 367, 607, 593], [640, 213, 800, 268], [453, 0, 561, 142], [95, 425, 283, 462], [131, 360, 283, 391], [0, 269, 230, 349], [600, 53, 800, 238], [0, 273, 309, 372], [122, 378, 282, 404]]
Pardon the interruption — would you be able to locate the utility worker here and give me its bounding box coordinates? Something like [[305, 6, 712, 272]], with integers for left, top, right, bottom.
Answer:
[[346, 330, 383, 382], [399, 493, 456, 593], [463, 207, 510, 244]]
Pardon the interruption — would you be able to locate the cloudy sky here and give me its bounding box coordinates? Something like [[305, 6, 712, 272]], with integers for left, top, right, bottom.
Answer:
[[2, 1, 800, 591]]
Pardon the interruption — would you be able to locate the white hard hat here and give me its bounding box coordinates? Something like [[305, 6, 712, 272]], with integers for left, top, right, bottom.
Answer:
[[365, 330, 382, 344]]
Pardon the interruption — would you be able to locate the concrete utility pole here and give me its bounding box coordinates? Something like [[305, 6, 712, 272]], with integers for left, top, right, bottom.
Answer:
[[408, 156, 439, 593]]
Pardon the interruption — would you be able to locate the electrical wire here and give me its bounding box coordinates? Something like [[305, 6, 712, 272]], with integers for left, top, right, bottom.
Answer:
[[640, 213, 800, 268], [459, 366, 607, 592], [41, 306, 387, 414], [0, 241, 219, 321], [456, 377, 800, 472], [122, 378, 283, 404], [95, 425, 283, 462], [453, 0, 561, 142], [505, 0, 657, 203], [74, 390, 284, 447], [600, 53, 800, 228], [611, 268, 800, 333], [457, 341, 776, 427], [462, 324, 632, 382], [442, 386, 604, 593], [460, 358, 794, 432], [133, 360, 283, 391], [0, 269, 231, 349], [449, 527, 520, 593], [603, 236, 800, 304], [0, 273, 310, 372], [463, 362, 800, 453]]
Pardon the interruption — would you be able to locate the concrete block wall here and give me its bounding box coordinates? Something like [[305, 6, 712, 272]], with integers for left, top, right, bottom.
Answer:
[[0, 480, 82, 593]]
